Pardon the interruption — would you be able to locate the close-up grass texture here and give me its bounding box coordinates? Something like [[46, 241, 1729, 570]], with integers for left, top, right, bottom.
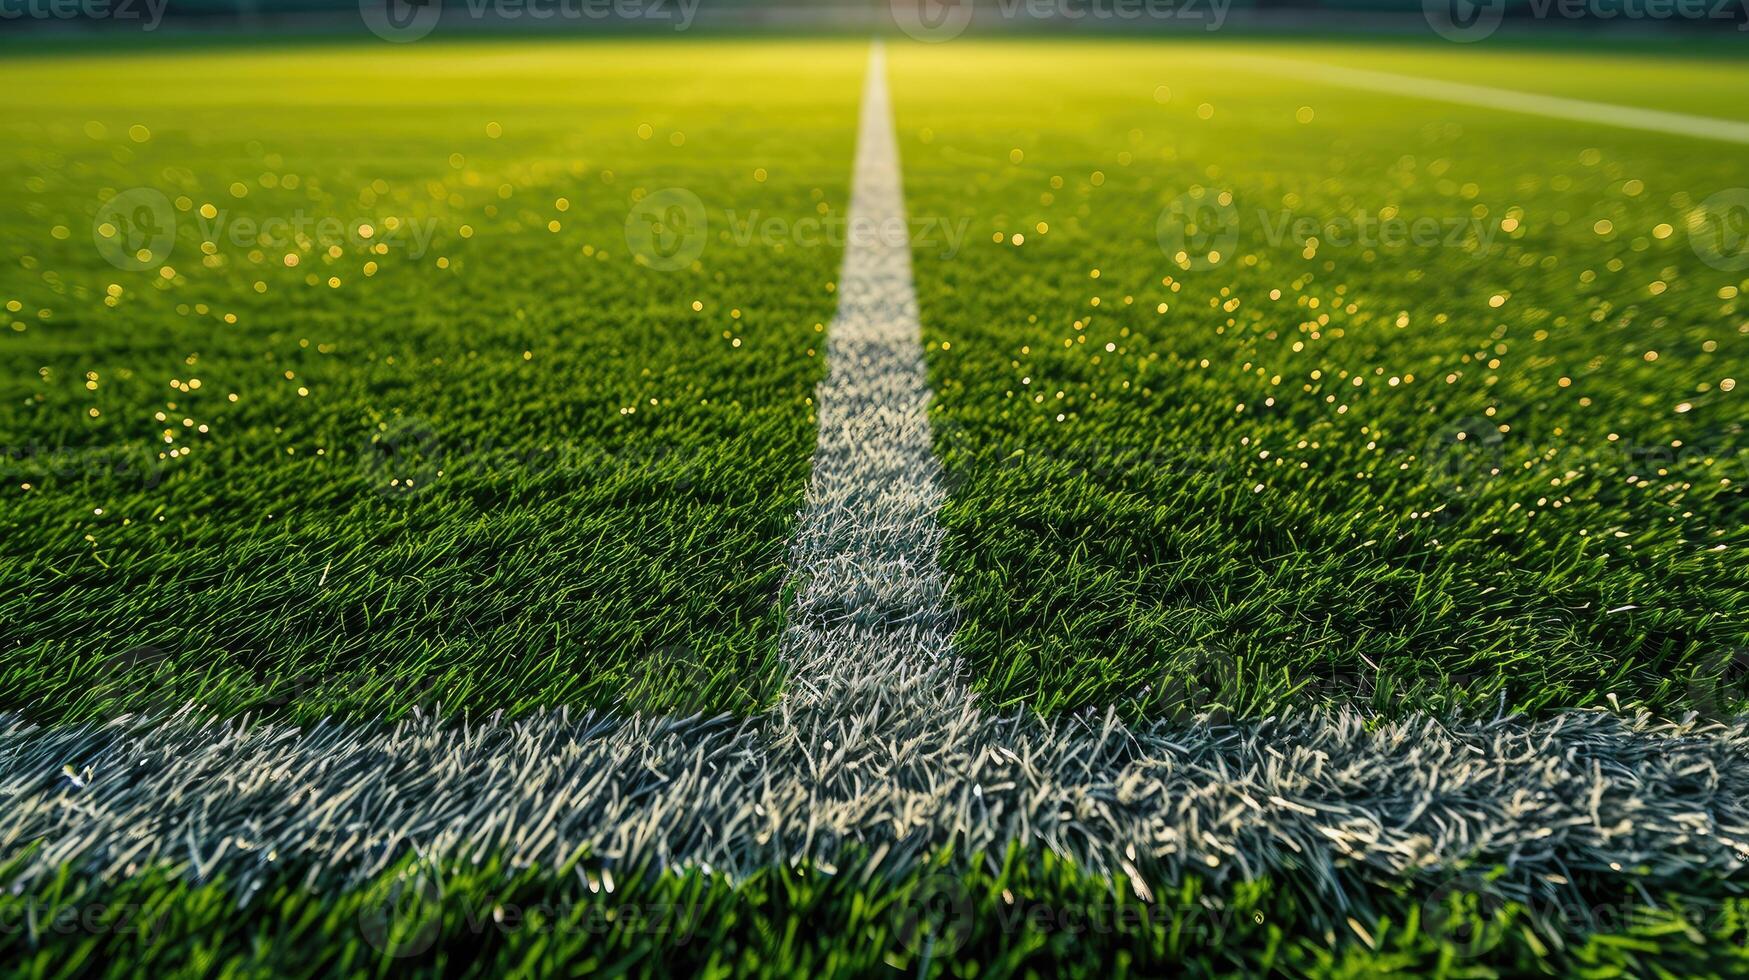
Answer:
[[894, 39, 1749, 721], [1, 15, 1747, 979], [0, 40, 861, 722]]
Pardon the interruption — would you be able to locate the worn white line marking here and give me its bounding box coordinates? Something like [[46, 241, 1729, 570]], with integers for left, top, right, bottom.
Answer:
[[779, 38, 968, 729], [1239, 55, 1749, 145], [5, 706, 1748, 900], [2, 44, 1747, 908]]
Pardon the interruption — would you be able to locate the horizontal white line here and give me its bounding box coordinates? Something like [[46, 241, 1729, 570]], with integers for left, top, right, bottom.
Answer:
[[1240, 56, 1749, 145], [6, 45, 1749, 916], [5, 706, 1747, 902]]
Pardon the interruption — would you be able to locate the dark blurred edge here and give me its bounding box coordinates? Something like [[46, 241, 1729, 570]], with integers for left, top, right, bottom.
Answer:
[[0, 0, 1746, 42]]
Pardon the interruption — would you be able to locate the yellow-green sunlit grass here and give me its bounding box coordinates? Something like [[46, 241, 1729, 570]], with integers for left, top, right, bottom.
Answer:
[[0, 38, 864, 722], [893, 38, 1749, 719]]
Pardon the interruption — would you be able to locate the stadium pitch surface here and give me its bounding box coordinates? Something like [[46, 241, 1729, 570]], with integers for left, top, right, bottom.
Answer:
[[2, 32, 1748, 977]]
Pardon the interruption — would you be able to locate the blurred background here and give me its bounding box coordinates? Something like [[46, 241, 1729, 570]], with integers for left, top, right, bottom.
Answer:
[[2, 0, 1746, 40]]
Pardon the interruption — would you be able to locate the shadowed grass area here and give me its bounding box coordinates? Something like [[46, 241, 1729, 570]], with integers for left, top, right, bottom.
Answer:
[[893, 38, 1749, 720], [0, 38, 864, 722], [1288, 39, 1749, 122], [4, 845, 1746, 978]]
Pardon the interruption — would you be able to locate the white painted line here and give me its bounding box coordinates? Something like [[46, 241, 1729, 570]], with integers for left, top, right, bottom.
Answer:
[[6, 705, 1747, 899], [1239, 55, 1749, 145], [3, 44, 1747, 911], [779, 37, 969, 730]]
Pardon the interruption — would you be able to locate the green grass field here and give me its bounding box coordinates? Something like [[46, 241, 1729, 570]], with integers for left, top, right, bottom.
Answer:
[[2, 30, 1746, 978], [893, 39, 1748, 720], [0, 40, 863, 722], [8, 846, 1749, 978]]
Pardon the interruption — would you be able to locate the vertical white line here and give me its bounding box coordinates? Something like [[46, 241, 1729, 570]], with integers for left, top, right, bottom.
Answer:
[[778, 41, 970, 723]]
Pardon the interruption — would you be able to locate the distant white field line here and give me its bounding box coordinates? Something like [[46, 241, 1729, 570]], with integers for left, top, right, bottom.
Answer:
[[1240, 55, 1749, 145], [2, 43, 1748, 910]]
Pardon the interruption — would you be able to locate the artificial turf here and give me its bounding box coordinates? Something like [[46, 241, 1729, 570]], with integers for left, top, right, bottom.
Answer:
[[0, 38, 863, 723], [1283, 37, 1749, 122], [3, 32, 1747, 979], [891, 38, 1749, 720], [5, 844, 1747, 979]]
